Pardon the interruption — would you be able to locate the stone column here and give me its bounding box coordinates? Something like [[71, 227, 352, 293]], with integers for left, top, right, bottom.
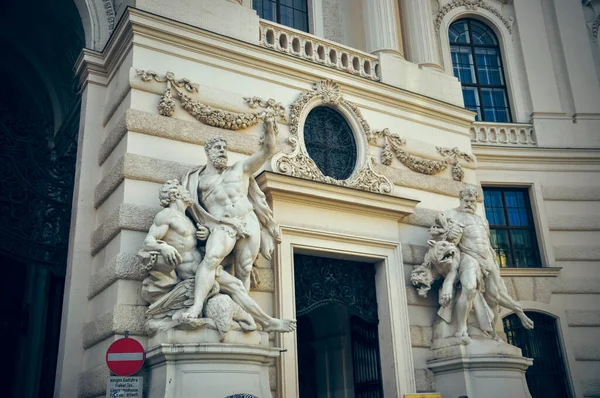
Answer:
[[400, 0, 443, 70], [363, 0, 404, 57]]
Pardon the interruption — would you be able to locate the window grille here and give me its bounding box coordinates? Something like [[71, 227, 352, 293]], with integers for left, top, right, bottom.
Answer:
[[449, 18, 512, 122], [303, 106, 357, 181], [503, 312, 572, 398]]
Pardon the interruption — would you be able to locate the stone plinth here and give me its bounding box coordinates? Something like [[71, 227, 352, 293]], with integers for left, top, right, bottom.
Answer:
[[427, 338, 533, 398], [146, 329, 280, 398]]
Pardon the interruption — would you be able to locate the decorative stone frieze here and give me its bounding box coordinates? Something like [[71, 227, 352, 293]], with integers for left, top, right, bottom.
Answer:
[[136, 70, 286, 129], [434, 0, 514, 33], [273, 80, 393, 194], [470, 121, 537, 146], [369, 128, 475, 181], [258, 20, 380, 81]]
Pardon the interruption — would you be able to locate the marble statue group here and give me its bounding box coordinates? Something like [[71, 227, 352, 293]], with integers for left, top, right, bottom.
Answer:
[[136, 110, 531, 347], [138, 116, 296, 339], [411, 186, 534, 346]]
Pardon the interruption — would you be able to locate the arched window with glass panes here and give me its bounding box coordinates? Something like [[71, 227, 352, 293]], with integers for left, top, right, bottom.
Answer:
[[253, 0, 309, 32], [449, 18, 512, 122]]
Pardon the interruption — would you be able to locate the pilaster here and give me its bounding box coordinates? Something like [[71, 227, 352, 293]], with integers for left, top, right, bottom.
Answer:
[[400, 0, 443, 70], [362, 0, 404, 56]]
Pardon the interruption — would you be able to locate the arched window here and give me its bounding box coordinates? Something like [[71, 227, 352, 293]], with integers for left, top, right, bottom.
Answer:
[[253, 0, 309, 32], [503, 312, 572, 398], [449, 18, 512, 122], [303, 106, 357, 180]]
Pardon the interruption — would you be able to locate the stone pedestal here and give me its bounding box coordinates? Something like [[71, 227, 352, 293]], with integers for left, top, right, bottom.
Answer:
[[427, 338, 533, 398], [145, 329, 280, 398]]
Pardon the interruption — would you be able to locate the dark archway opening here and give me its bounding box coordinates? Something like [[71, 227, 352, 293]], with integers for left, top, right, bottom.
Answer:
[[294, 254, 384, 398], [503, 311, 572, 398], [0, 1, 84, 397]]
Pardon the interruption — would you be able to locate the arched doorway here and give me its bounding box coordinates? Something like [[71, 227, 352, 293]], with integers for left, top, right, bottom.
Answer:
[[0, 1, 84, 397], [503, 311, 573, 398]]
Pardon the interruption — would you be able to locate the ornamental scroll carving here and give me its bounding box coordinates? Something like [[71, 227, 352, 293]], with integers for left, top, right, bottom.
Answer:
[[434, 0, 514, 33], [136, 70, 287, 129], [368, 128, 475, 182], [272, 80, 393, 194]]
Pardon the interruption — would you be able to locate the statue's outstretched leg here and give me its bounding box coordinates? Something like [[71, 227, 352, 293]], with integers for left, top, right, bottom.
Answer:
[[181, 229, 236, 320], [456, 256, 479, 338], [233, 212, 261, 293], [218, 270, 296, 333]]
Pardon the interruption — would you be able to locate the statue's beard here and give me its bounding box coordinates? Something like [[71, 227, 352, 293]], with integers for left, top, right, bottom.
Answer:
[[209, 153, 228, 170], [460, 204, 476, 214]]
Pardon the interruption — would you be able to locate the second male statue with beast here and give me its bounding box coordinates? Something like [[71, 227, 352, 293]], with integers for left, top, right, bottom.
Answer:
[[411, 186, 534, 347], [138, 117, 296, 339]]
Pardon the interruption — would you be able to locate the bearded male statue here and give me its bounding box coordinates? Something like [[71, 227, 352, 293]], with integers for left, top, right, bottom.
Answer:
[[412, 186, 534, 345], [181, 117, 282, 321]]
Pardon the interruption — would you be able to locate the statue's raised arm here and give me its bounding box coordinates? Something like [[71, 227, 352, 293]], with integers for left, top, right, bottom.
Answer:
[[242, 116, 278, 175]]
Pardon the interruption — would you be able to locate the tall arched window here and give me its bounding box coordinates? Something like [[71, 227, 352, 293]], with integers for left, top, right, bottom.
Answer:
[[503, 312, 572, 398], [253, 0, 309, 32], [449, 18, 512, 122]]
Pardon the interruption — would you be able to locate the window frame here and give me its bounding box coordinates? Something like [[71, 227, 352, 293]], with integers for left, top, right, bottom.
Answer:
[[449, 18, 513, 123], [502, 311, 574, 398], [252, 0, 310, 33], [483, 186, 542, 268]]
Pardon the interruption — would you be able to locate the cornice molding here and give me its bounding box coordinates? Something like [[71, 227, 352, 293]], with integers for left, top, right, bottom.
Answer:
[[499, 267, 562, 278], [96, 8, 473, 130], [473, 146, 600, 168]]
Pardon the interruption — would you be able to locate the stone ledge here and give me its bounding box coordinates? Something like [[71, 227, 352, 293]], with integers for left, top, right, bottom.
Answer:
[[414, 368, 436, 393], [252, 268, 274, 293], [82, 305, 147, 349], [554, 246, 600, 261], [554, 277, 600, 294], [575, 345, 600, 361], [91, 204, 159, 256], [78, 364, 109, 398], [406, 286, 438, 307], [499, 267, 561, 277], [402, 244, 428, 265], [542, 185, 600, 201], [99, 109, 261, 166], [410, 325, 433, 348], [548, 215, 600, 231], [88, 253, 146, 299], [95, 153, 193, 208], [401, 207, 439, 228], [566, 310, 600, 327]]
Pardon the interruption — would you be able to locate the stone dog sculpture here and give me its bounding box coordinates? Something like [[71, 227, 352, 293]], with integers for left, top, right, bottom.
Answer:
[[138, 117, 296, 339], [411, 186, 534, 346]]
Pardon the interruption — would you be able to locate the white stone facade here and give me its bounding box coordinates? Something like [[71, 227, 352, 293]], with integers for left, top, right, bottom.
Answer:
[[48, 0, 600, 397]]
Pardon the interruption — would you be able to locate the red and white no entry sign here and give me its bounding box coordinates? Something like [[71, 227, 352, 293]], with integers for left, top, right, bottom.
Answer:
[[106, 337, 145, 376]]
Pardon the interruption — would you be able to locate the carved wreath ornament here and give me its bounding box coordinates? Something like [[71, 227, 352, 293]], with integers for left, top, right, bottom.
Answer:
[[272, 80, 394, 194], [136, 70, 287, 129]]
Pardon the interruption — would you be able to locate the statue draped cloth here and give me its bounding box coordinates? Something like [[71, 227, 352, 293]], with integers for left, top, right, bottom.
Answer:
[[181, 165, 281, 260]]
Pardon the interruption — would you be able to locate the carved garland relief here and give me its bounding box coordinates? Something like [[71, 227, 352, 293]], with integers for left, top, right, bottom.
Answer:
[[272, 80, 393, 194], [135, 72, 476, 188]]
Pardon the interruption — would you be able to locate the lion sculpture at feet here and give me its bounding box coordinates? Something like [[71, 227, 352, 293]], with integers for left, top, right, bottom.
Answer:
[[137, 118, 296, 340], [411, 186, 534, 348]]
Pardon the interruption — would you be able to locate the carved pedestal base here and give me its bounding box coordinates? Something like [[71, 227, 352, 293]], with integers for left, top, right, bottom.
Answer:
[[427, 338, 533, 398], [146, 329, 279, 398]]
